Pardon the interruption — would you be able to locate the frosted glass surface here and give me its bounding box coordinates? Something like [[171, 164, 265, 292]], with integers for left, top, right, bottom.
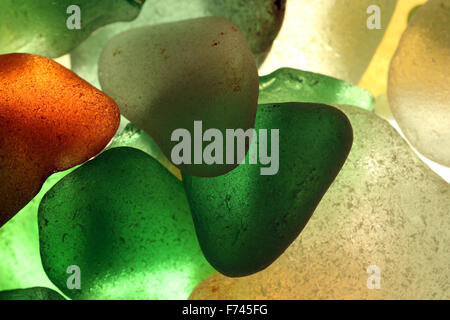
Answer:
[[190, 105, 450, 300], [388, 0, 450, 166]]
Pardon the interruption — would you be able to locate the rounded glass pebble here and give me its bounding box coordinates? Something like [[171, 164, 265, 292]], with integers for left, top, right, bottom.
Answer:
[[39, 147, 215, 300], [72, 0, 286, 88], [0, 53, 120, 226], [98, 17, 259, 177], [183, 102, 353, 277], [388, 0, 450, 166], [190, 105, 450, 300]]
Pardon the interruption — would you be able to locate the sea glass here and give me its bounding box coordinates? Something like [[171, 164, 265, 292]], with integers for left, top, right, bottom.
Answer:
[[38, 147, 215, 300], [183, 102, 353, 277], [259, 68, 374, 111], [358, 0, 425, 98], [72, 0, 286, 88], [0, 0, 145, 58], [259, 0, 397, 84], [189, 105, 450, 300], [388, 0, 450, 166], [98, 17, 259, 177], [0, 170, 72, 294], [0, 53, 120, 227]]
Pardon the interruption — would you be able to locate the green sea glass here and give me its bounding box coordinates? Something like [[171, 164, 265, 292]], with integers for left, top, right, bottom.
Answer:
[[182, 102, 353, 277], [189, 105, 450, 300], [0, 0, 145, 58], [38, 147, 215, 300], [0, 287, 65, 300], [259, 68, 375, 111], [0, 122, 182, 294], [0, 170, 73, 294], [72, 0, 286, 88]]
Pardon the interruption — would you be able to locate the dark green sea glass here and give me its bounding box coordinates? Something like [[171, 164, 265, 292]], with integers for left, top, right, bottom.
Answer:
[[0, 287, 65, 300], [259, 68, 375, 111], [0, 0, 145, 58], [182, 102, 353, 277], [38, 147, 214, 299]]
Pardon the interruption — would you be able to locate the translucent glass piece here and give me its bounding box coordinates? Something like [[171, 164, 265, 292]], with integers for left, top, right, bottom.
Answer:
[[388, 0, 450, 166], [260, 0, 397, 84], [190, 105, 450, 300], [72, 0, 285, 88]]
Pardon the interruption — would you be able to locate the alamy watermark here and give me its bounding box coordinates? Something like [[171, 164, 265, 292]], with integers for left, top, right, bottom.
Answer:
[[367, 265, 381, 289], [367, 5, 382, 30], [65, 4, 384, 32], [170, 121, 279, 175], [66, 5, 81, 30], [66, 265, 81, 290]]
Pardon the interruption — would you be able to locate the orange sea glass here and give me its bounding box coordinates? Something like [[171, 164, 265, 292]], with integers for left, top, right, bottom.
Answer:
[[0, 53, 120, 227]]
